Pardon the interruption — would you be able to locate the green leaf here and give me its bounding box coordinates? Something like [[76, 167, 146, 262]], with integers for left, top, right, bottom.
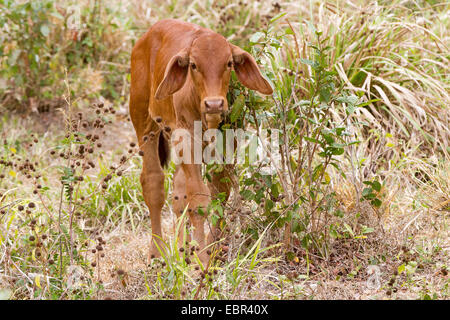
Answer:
[[40, 24, 50, 37], [343, 223, 354, 237], [362, 226, 374, 234], [331, 147, 344, 155], [210, 213, 219, 226], [371, 198, 382, 208], [372, 181, 381, 192], [284, 27, 294, 35], [240, 189, 254, 201], [304, 136, 321, 144], [270, 12, 287, 24], [362, 188, 372, 197], [334, 209, 344, 218], [230, 94, 245, 122], [50, 11, 64, 20], [320, 88, 331, 103], [249, 32, 265, 44], [300, 58, 319, 69]]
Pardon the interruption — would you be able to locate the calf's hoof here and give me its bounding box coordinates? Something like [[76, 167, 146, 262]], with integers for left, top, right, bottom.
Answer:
[[147, 243, 163, 264]]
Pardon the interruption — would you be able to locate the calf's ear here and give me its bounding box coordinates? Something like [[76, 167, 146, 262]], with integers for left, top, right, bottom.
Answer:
[[230, 44, 273, 95], [155, 48, 190, 100]]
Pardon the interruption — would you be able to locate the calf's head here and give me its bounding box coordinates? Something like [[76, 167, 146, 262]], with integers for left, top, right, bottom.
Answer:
[[155, 33, 273, 129]]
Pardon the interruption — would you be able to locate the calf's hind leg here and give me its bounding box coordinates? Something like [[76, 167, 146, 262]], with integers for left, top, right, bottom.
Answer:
[[140, 129, 166, 261]]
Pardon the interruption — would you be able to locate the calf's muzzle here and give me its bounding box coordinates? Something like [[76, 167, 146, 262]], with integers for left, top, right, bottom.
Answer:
[[203, 97, 227, 129], [204, 98, 224, 114]]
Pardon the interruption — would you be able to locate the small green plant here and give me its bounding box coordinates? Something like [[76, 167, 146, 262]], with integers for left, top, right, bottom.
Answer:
[[229, 17, 372, 259], [361, 178, 384, 211]]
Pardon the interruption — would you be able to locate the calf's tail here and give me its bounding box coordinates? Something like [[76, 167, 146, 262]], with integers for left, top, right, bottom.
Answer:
[[158, 131, 170, 167]]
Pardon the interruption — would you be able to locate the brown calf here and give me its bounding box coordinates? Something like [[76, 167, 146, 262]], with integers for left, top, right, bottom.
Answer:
[[129, 19, 272, 266]]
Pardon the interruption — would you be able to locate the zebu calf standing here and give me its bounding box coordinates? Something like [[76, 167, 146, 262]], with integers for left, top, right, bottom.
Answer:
[[129, 19, 273, 267]]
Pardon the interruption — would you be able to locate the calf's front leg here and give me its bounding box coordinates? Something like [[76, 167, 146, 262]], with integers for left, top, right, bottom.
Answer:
[[172, 166, 191, 248], [181, 163, 211, 267]]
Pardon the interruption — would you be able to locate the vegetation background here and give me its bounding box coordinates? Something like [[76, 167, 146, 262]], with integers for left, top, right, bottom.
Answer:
[[0, 0, 448, 300]]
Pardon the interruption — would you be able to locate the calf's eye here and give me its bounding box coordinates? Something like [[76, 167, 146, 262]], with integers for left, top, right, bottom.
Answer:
[[227, 61, 233, 68], [191, 63, 197, 70]]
